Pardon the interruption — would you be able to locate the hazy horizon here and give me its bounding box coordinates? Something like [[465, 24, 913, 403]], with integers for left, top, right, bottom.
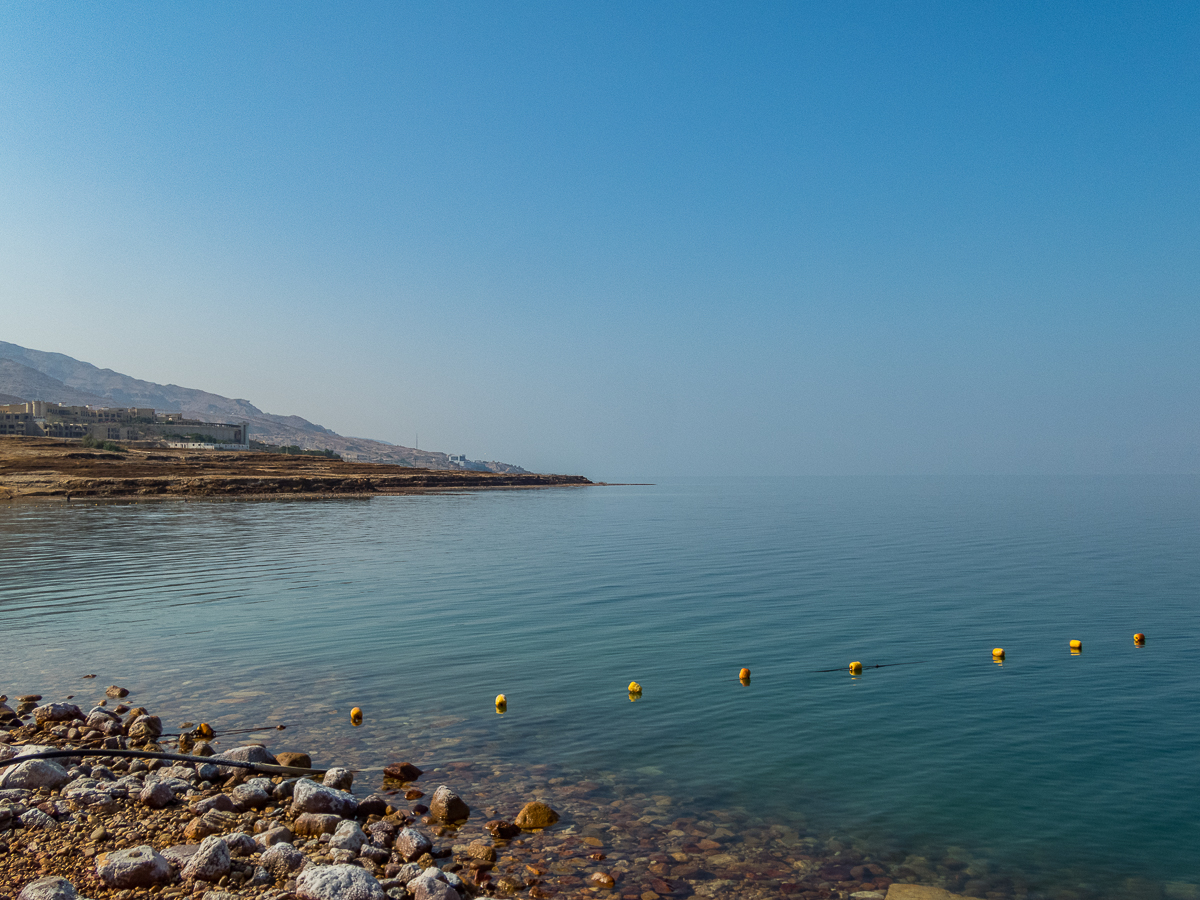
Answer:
[[2, 2, 1197, 481]]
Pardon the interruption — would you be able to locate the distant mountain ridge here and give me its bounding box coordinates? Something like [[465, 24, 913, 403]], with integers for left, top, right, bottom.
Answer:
[[0, 341, 527, 473]]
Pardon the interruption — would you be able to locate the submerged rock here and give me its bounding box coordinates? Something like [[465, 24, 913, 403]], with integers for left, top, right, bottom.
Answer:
[[514, 800, 559, 830]]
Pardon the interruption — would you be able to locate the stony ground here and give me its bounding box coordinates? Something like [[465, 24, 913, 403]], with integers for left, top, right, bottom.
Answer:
[[0, 686, 997, 900], [0, 437, 591, 500]]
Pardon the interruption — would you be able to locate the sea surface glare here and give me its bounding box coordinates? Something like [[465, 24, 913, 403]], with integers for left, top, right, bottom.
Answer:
[[1, 476, 1198, 893]]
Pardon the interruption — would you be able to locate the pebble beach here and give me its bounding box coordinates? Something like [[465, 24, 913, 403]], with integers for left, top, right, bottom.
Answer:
[[0, 684, 951, 900]]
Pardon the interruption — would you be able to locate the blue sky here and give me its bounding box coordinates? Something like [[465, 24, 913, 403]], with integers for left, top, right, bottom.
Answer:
[[1, 2, 1197, 477]]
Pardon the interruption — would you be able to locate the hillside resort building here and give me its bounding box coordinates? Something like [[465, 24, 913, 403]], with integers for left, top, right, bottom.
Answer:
[[0, 401, 249, 449]]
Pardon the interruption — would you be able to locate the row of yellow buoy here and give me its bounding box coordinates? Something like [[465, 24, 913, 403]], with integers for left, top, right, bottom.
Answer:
[[350, 636, 1152, 724]]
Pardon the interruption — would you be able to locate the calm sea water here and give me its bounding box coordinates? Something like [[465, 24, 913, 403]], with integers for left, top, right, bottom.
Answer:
[[1, 477, 1198, 893]]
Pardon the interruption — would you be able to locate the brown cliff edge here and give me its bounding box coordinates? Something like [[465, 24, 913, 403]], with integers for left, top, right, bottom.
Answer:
[[0, 437, 592, 500]]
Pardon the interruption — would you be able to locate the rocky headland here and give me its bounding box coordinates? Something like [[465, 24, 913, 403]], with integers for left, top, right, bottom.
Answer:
[[0, 438, 591, 500]]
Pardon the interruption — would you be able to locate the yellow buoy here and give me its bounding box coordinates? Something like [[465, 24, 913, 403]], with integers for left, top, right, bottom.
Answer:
[[495, 693, 507, 713], [1069, 640, 1082, 651], [350, 706, 363, 726], [849, 661, 862, 675], [738, 667, 751, 682], [992, 648, 1005, 659], [1133, 633, 1146, 645], [628, 681, 642, 694]]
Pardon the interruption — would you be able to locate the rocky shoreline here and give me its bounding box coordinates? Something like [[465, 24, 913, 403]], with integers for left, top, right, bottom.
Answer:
[[0, 438, 592, 500], [0, 685, 964, 900]]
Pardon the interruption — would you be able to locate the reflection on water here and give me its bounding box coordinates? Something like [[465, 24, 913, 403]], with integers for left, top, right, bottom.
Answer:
[[1, 476, 1199, 895]]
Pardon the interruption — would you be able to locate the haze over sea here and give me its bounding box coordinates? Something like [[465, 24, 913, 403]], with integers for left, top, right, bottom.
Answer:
[[2, 477, 1197, 895]]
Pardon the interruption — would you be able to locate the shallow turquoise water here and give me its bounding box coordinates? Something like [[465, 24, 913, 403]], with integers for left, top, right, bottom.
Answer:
[[1, 477, 1198, 892]]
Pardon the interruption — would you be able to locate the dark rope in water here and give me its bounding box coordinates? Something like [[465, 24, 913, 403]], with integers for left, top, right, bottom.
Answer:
[[811, 660, 929, 673]]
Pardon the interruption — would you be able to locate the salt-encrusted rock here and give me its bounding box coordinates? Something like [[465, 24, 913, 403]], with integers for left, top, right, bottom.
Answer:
[[160, 844, 200, 869], [360, 843, 390, 864], [139, 780, 175, 809], [294, 812, 343, 836], [393, 827, 433, 862], [202, 893, 240, 900], [409, 873, 461, 900], [192, 793, 236, 814], [388, 863, 423, 885], [589, 872, 616, 889], [127, 715, 163, 743], [192, 741, 216, 758], [0, 759, 70, 791], [86, 708, 120, 729], [255, 824, 294, 848], [146, 775, 191, 796], [105, 685, 129, 698], [424, 867, 466, 893], [383, 762, 422, 781], [260, 842, 306, 877], [0, 802, 25, 828], [16, 875, 79, 900], [367, 820, 398, 846], [32, 703, 84, 726], [514, 800, 559, 830], [291, 778, 358, 817], [428, 785, 469, 824], [323, 766, 354, 790], [223, 832, 259, 856], [184, 809, 239, 841], [96, 845, 173, 888], [276, 751, 312, 768], [213, 744, 278, 775], [273, 778, 298, 800], [232, 777, 273, 808], [157, 765, 197, 782], [330, 820, 367, 853], [181, 835, 231, 882], [196, 762, 221, 781], [248, 867, 272, 887], [296, 863, 386, 900]]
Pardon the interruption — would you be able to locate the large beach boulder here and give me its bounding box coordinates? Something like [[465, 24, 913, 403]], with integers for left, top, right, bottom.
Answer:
[[96, 845, 173, 888], [16, 876, 79, 900], [296, 863, 386, 900], [213, 744, 277, 776], [0, 759, 70, 791], [31, 703, 83, 727], [181, 835, 230, 882], [291, 778, 358, 817]]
